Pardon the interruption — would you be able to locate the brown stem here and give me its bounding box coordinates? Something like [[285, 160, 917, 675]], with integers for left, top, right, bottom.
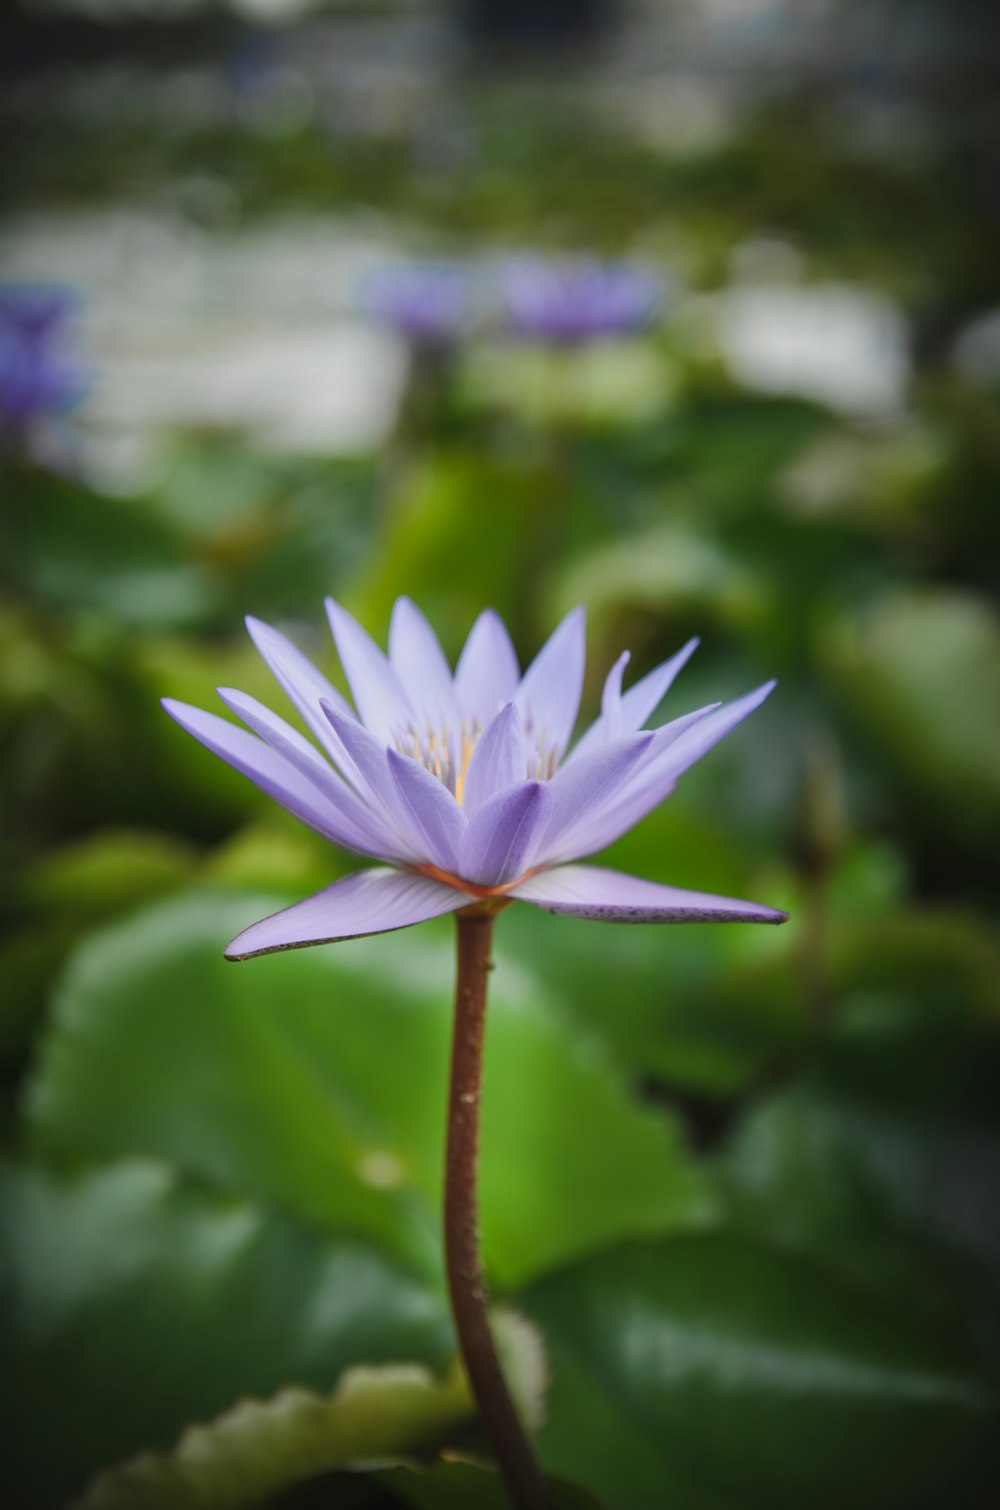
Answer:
[[445, 910, 546, 1510]]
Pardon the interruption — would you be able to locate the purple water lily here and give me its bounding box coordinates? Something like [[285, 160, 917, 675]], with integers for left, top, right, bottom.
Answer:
[[0, 284, 86, 433], [501, 256, 663, 344], [163, 600, 786, 959], [363, 264, 473, 350]]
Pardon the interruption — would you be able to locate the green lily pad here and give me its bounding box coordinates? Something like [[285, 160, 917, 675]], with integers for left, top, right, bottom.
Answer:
[[722, 998, 1000, 1288], [25, 889, 717, 1287], [371, 1456, 604, 1509], [523, 1235, 1000, 1510], [0, 1161, 453, 1509]]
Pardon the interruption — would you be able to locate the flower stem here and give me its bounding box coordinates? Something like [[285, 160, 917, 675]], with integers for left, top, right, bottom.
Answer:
[[446, 910, 546, 1510]]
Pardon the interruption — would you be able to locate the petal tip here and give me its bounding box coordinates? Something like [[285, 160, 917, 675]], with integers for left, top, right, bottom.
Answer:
[[161, 696, 190, 724]]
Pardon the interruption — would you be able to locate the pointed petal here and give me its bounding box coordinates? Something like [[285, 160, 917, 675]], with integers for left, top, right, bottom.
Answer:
[[620, 636, 700, 731], [512, 865, 788, 925], [216, 689, 404, 860], [538, 732, 654, 864], [389, 596, 460, 730], [569, 637, 700, 764], [320, 701, 418, 853], [325, 598, 412, 743], [225, 867, 466, 960], [162, 699, 381, 856], [459, 780, 553, 886], [578, 682, 776, 853], [558, 704, 720, 859], [600, 651, 630, 740], [454, 608, 520, 729], [245, 615, 353, 755], [514, 606, 586, 758], [656, 680, 775, 780], [387, 748, 467, 872], [460, 702, 527, 817]]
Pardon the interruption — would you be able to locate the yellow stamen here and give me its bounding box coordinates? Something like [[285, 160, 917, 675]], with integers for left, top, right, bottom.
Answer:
[[454, 732, 475, 807]]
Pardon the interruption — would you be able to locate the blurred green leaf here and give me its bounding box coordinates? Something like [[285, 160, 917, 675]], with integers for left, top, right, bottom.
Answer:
[[347, 450, 608, 654], [22, 829, 198, 917], [203, 821, 340, 894], [79, 1313, 578, 1510], [0, 830, 198, 1071], [0, 471, 219, 631], [824, 586, 1000, 837], [0, 1160, 453, 1509], [552, 520, 763, 632], [0, 919, 83, 1069], [462, 341, 674, 428], [828, 910, 1000, 1020], [25, 889, 717, 1287], [722, 999, 1000, 1287], [371, 1457, 603, 1509], [524, 1235, 1000, 1510]]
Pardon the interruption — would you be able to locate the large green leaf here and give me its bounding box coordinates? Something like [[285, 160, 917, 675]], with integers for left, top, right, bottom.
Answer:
[[80, 1320, 585, 1510], [371, 1457, 603, 1509], [0, 1161, 453, 1509], [25, 889, 716, 1288], [721, 999, 1000, 1296], [523, 1235, 1000, 1510]]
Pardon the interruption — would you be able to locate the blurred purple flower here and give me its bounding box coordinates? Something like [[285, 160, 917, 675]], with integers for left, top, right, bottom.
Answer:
[[501, 256, 663, 344], [0, 285, 87, 433], [363, 264, 473, 350], [164, 599, 785, 958]]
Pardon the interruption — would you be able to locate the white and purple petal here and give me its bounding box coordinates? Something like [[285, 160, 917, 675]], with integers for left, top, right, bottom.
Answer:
[[387, 748, 467, 873], [554, 704, 720, 861], [320, 700, 418, 845], [511, 865, 787, 925], [573, 682, 776, 855], [600, 651, 630, 742], [454, 608, 520, 729], [619, 636, 700, 732], [389, 596, 460, 733], [514, 606, 586, 759], [537, 731, 654, 864], [225, 867, 467, 960], [569, 636, 700, 764], [162, 699, 384, 857], [460, 702, 527, 818], [217, 688, 406, 861], [459, 781, 553, 887], [245, 615, 353, 756], [325, 598, 413, 744]]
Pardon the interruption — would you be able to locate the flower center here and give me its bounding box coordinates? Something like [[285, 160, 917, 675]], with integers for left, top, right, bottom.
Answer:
[[393, 712, 562, 801], [393, 719, 480, 802]]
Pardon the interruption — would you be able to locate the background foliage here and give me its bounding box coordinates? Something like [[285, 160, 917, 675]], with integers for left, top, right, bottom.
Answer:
[[1, 2, 998, 1506]]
